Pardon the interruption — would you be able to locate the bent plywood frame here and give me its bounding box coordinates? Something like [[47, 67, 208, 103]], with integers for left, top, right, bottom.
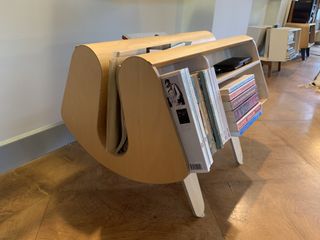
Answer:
[[61, 31, 214, 184]]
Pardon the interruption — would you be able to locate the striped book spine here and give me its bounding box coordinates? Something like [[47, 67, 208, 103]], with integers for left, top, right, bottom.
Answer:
[[228, 103, 262, 132], [220, 74, 255, 94], [223, 85, 258, 111], [221, 80, 256, 101], [231, 110, 262, 137], [226, 93, 260, 122]]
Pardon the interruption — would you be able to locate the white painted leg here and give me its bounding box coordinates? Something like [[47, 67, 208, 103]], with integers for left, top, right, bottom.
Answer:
[[231, 136, 243, 165], [182, 173, 205, 218]]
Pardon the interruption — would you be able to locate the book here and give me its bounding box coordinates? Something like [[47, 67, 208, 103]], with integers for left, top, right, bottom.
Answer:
[[160, 68, 213, 173], [179, 69, 213, 170], [191, 73, 217, 154], [225, 93, 260, 123], [208, 67, 231, 145], [198, 68, 230, 148], [220, 79, 256, 101], [227, 103, 262, 132], [220, 74, 255, 94], [197, 71, 223, 149], [231, 110, 262, 137], [223, 85, 258, 111]]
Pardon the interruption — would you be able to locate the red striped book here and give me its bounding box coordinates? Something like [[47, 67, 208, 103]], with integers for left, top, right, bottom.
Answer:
[[225, 93, 260, 123], [221, 79, 256, 102], [228, 103, 262, 132], [223, 85, 257, 111]]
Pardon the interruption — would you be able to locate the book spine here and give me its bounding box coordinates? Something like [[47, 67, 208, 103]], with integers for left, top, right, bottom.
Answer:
[[208, 67, 231, 145], [231, 110, 262, 137], [223, 85, 258, 111], [226, 93, 259, 122], [191, 74, 217, 155], [221, 80, 256, 101], [237, 103, 262, 130], [198, 71, 223, 149], [227, 103, 261, 132], [183, 70, 213, 171], [161, 69, 212, 173], [227, 74, 255, 93], [228, 80, 256, 100]]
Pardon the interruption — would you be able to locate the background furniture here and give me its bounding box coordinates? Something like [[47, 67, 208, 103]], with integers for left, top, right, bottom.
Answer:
[[286, 22, 316, 59], [248, 26, 301, 77], [287, 0, 319, 23], [62, 32, 268, 217]]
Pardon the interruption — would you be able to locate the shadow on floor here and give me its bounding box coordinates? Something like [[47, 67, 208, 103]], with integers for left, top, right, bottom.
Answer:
[[0, 136, 270, 239]]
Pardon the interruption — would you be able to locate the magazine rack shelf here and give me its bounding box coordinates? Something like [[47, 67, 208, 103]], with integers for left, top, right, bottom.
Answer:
[[62, 32, 268, 218]]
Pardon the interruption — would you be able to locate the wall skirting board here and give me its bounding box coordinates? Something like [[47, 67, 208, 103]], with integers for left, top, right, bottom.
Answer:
[[0, 123, 74, 174]]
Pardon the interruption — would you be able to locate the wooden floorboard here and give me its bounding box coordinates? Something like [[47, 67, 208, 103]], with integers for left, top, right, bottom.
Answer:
[[1, 55, 320, 239]]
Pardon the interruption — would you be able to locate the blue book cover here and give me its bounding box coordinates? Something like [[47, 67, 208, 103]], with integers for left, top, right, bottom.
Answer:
[[221, 74, 255, 94], [231, 110, 262, 137]]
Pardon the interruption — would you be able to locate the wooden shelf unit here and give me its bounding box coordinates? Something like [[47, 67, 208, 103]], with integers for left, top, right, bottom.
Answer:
[[263, 27, 301, 62], [248, 26, 301, 77], [62, 31, 215, 185], [285, 22, 316, 60], [62, 32, 268, 217]]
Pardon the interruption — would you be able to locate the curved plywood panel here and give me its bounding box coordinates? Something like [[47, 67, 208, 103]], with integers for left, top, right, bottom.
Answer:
[[62, 31, 213, 184]]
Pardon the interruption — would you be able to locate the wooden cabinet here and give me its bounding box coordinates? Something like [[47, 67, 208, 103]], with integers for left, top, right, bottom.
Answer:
[[286, 22, 316, 59], [248, 26, 301, 77], [262, 27, 301, 62]]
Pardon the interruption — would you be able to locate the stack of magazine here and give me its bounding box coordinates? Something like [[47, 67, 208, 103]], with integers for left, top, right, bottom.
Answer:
[[160, 67, 230, 173], [220, 74, 262, 137]]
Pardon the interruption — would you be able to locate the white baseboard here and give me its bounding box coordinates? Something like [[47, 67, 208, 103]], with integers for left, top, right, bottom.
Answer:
[[0, 124, 75, 174]]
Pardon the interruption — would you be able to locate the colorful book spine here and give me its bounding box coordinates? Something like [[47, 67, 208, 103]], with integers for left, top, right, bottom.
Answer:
[[238, 103, 261, 130], [231, 110, 262, 137], [228, 103, 262, 132], [220, 74, 255, 94], [225, 93, 260, 122], [223, 85, 258, 111], [221, 79, 256, 101]]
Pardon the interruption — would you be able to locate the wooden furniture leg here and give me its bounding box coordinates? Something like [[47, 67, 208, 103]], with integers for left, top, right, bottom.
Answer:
[[278, 62, 281, 72], [301, 48, 306, 60], [182, 173, 205, 218], [306, 47, 310, 58], [267, 62, 272, 78], [231, 136, 243, 165]]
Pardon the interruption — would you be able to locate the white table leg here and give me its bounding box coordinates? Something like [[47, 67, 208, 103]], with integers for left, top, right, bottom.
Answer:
[[231, 136, 243, 165], [182, 173, 205, 218]]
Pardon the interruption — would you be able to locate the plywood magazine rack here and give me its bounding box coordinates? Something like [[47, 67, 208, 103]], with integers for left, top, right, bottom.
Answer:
[[62, 31, 268, 217]]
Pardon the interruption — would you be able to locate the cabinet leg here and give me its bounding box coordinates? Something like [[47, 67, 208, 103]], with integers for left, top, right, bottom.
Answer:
[[306, 47, 310, 57], [182, 173, 205, 218], [267, 62, 272, 78], [231, 136, 243, 165], [301, 48, 306, 61]]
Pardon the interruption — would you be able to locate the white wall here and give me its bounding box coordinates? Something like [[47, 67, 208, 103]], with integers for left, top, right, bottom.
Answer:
[[179, 0, 215, 32], [212, 0, 253, 39], [0, 0, 215, 144], [264, 0, 282, 25], [249, 0, 269, 26], [249, 0, 290, 27]]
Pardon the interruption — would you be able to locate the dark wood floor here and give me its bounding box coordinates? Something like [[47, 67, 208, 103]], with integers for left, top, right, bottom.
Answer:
[[1, 55, 320, 240]]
